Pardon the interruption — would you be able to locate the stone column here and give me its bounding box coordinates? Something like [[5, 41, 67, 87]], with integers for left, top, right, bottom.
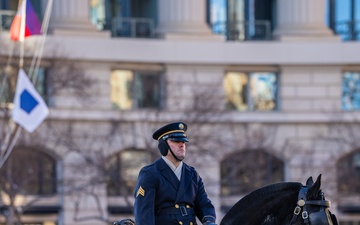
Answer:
[[157, 0, 221, 41], [48, 0, 110, 37], [273, 0, 340, 41]]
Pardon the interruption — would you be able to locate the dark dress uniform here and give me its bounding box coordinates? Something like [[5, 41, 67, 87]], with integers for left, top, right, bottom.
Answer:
[[134, 157, 216, 225]]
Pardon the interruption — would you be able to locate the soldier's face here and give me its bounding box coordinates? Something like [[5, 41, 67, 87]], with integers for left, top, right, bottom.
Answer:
[[167, 140, 186, 160]]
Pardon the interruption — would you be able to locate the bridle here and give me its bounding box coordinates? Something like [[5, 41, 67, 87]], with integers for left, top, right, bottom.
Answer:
[[113, 219, 136, 225], [290, 186, 333, 225]]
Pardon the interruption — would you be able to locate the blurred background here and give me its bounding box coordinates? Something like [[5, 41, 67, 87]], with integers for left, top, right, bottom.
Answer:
[[0, 0, 360, 224]]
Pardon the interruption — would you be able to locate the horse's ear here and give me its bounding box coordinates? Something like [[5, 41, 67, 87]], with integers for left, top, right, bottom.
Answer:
[[306, 176, 314, 186], [307, 174, 322, 199]]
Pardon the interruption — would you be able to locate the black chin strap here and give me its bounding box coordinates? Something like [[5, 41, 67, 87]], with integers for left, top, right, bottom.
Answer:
[[165, 140, 182, 162]]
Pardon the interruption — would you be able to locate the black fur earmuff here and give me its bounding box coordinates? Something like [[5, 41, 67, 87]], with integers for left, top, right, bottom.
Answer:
[[158, 138, 169, 156]]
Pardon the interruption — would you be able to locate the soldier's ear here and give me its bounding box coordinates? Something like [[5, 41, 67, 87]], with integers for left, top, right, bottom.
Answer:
[[158, 139, 169, 156]]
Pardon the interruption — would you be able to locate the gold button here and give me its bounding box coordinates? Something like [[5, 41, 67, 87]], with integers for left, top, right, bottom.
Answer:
[[179, 221, 183, 225], [190, 223, 193, 225], [175, 204, 179, 208], [186, 205, 190, 208]]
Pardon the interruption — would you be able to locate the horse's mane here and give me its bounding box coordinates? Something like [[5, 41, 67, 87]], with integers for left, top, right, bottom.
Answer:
[[221, 182, 303, 225]]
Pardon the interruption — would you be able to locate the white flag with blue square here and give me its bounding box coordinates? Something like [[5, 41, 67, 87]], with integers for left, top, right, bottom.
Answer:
[[12, 68, 49, 133]]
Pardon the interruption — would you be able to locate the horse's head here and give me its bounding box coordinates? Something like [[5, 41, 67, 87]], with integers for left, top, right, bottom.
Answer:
[[220, 174, 338, 225], [289, 174, 338, 225], [113, 219, 136, 225]]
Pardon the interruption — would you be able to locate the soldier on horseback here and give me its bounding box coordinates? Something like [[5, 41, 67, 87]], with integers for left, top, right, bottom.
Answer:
[[133, 122, 217, 225]]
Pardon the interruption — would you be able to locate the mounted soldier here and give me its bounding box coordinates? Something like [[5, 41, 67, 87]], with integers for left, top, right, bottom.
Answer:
[[133, 122, 217, 225]]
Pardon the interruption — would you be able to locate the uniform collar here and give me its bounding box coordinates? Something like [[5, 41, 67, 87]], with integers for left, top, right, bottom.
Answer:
[[162, 156, 183, 171]]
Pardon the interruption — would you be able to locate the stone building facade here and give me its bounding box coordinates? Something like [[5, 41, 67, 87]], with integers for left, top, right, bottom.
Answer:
[[0, 0, 360, 224]]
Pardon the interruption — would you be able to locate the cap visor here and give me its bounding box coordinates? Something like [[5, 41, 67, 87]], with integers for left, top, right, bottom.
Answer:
[[168, 137, 189, 142]]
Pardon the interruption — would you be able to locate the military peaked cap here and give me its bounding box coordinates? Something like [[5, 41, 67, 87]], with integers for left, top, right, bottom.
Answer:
[[152, 122, 189, 142]]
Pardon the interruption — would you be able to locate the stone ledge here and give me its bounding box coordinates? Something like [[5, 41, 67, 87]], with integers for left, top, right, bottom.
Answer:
[[45, 109, 360, 124]]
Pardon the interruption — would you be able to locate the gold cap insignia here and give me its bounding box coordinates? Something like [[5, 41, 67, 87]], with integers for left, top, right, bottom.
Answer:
[[136, 186, 145, 197], [179, 123, 184, 130]]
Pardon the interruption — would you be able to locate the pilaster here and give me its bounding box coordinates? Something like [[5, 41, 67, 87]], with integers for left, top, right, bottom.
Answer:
[[49, 0, 110, 37], [156, 0, 221, 41], [273, 0, 340, 41]]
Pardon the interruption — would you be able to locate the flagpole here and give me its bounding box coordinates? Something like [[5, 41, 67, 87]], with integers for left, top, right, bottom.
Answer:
[[1, 0, 51, 169], [19, 0, 26, 69], [0, 125, 21, 169], [0, 0, 25, 169], [0, 118, 14, 157], [29, 0, 53, 82]]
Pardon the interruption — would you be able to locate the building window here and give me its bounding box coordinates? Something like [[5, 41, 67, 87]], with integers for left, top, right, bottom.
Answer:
[[223, 71, 278, 111], [102, 0, 157, 37], [90, 0, 106, 30], [342, 72, 360, 110], [1, 0, 42, 31], [337, 150, 360, 194], [207, 0, 227, 34], [0, 67, 15, 107], [110, 70, 163, 110], [207, 0, 274, 41], [0, 67, 48, 107], [0, 147, 57, 195], [220, 150, 284, 196], [107, 149, 152, 196], [0, 0, 42, 17], [328, 0, 360, 41]]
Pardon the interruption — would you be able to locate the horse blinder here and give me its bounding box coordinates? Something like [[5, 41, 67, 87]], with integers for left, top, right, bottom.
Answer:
[[291, 187, 333, 225], [309, 209, 333, 225]]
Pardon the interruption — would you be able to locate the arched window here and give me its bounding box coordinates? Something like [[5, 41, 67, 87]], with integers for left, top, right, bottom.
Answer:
[[221, 150, 284, 196], [0, 147, 57, 195], [337, 149, 360, 194], [107, 149, 153, 196]]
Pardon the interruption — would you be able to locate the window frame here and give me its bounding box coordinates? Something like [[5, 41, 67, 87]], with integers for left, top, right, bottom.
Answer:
[[206, 0, 275, 41], [220, 149, 284, 197], [328, 0, 360, 41], [337, 149, 360, 195], [342, 70, 360, 111], [224, 68, 279, 112], [106, 149, 154, 197], [0, 147, 57, 196], [0, 65, 49, 107], [110, 68, 165, 110]]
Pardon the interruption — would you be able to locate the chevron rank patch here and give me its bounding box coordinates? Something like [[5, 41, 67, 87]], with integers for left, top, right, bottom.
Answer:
[[136, 186, 145, 197]]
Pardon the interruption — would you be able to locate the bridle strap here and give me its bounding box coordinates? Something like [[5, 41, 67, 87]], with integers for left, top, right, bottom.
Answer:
[[306, 200, 331, 207], [290, 187, 331, 225], [290, 186, 309, 224]]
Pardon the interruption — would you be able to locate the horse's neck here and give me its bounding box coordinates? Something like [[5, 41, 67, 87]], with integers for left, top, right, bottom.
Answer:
[[220, 182, 302, 225]]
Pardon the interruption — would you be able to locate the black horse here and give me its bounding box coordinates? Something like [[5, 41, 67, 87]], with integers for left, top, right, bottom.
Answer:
[[114, 174, 338, 225], [113, 219, 135, 225], [220, 174, 338, 225]]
